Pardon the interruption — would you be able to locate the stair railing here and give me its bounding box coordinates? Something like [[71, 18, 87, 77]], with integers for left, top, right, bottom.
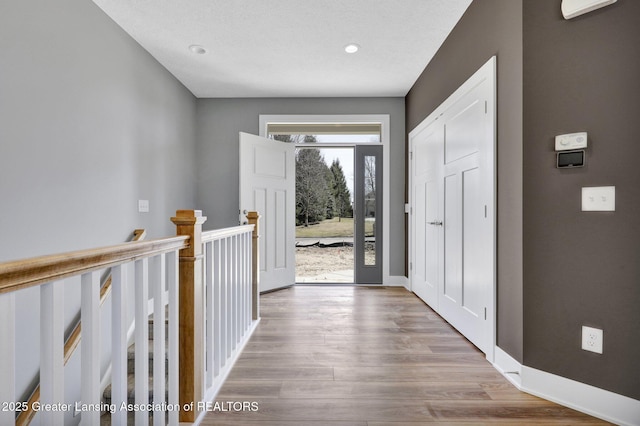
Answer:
[[0, 209, 261, 426], [14, 229, 147, 426], [170, 210, 260, 423]]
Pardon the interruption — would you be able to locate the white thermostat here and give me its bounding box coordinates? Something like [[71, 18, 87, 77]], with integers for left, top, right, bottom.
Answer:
[[555, 132, 587, 151]]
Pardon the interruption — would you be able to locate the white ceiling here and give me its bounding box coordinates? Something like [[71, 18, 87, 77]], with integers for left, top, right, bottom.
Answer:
[[91, 0, 472, 98]]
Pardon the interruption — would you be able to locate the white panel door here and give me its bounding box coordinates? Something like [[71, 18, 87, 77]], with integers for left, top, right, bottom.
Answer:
[[408, 57, 495, 359], [438, 69, 493, 356], [239, 132, 295, 292], [410, 122, 442, 308]]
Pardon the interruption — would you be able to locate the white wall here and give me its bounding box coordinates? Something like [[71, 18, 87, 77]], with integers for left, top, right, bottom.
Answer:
[[0, 0, 198, 417]]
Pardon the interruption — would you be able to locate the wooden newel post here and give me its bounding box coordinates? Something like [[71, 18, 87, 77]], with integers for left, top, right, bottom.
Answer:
[[171, 210, 206, 422], [246, 211, 260, 320]]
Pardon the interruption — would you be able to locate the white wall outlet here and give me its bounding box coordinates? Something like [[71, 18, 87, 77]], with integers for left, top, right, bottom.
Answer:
[[582, 326, 603, 354], [582, 186, 615, 211], [138, 199, 149, 213]]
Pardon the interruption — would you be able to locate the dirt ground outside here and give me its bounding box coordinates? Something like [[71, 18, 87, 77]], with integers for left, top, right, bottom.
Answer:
[[295, 245, 375, 282]]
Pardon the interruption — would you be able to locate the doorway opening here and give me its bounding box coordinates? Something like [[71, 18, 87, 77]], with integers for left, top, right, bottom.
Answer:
[[260, 116, 388, 286], [293, 144, 355, 283], [266, 125, 383, 284]]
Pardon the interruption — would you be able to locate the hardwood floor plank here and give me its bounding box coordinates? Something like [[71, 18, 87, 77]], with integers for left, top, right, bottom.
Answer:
[[233, 352, 489, 369], [207, 399, 436, 423], [333, 366, 505, 383], [203, 286, 609, 425], [208, 381, 283, 399], [242, 342, 435, 354], [226, 367, 334, 381], [278, 381, 491, 400], [425, 401, 612, 423], [202, 422, 366, 426]]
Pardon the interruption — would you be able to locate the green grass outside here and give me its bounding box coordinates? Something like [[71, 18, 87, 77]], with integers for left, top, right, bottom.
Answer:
[[296, 217, 374, 238]]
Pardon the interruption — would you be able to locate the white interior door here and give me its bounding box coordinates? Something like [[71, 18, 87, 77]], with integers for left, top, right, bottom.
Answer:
[[239, 132, 295, 292], [410, 121, 442, 307], [409, 57, 495, 359]]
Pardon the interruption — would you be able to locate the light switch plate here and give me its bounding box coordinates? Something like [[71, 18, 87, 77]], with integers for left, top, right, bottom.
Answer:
[[138, 199, 149, 213], [555, 132, 587, 151], [582, 186, 615, 211]]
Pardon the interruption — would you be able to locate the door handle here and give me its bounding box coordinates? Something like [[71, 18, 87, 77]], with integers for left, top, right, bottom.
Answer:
[[427, 220, 443, 226]]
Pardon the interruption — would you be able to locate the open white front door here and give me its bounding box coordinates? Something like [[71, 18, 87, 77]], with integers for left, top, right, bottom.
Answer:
[[240, 132, 295, 292]]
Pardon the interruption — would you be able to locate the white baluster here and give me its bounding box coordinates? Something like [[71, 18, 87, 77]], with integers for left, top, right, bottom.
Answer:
[[81, 271, 100, 425], [239, 234, 245, 334], [231, 235, 238, 350], [221, 238, 229, 365], [226, 237, 233, 358], [246, 231, 251, 330], [213, 239, 222, 377], [235, 234, 241, 345], [205, 241, 214, 388], [166, 251, 179, 426], [40, 280, 64, 425], [134, 258, 149, 425], [111, 265, 128, 425], [0, 293, 16, 426], [153, 255, 166, 426]]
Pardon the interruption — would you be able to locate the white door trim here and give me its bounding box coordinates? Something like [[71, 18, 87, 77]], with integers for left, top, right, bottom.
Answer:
[[259, 114, 392, 285], [408, 57, 496, 362]]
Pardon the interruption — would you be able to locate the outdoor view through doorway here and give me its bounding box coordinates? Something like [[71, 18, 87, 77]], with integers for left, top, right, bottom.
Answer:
[[295, 145, 356, 282], [267, 121, 383, 284], [268, 125, 381, 284]]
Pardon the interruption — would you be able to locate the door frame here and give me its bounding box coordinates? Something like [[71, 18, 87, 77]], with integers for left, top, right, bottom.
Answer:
[[408, 57, 496, 361], [259, 114, 391, 285]]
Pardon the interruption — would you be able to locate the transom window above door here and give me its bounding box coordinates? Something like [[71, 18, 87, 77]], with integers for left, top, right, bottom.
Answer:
[[266, 122, 381, 144]]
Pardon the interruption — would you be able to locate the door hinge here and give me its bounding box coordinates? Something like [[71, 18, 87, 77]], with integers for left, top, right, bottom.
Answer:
[[484, 205, 488, 218], [409, 262, 413, 271], [485, 100, 488, 114], [410, 151, 413, 160], [484, 307, 487, 320]]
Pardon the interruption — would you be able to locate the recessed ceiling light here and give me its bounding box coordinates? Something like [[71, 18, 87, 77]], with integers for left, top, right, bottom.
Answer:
[[344, 43, 360, 54], [189, 45, 207, 55]]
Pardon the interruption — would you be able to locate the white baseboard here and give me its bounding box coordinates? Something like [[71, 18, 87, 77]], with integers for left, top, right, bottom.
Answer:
[[492, 346, 522, 388], [384, 275, 408, 288], [493, 346, 640, 426]]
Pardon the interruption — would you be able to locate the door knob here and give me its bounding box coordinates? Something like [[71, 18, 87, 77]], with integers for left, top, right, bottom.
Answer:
[[427, 220, 443, 226]]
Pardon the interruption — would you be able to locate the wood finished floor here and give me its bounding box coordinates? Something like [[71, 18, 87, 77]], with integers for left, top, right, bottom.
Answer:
[[202, 286, 609, 425]]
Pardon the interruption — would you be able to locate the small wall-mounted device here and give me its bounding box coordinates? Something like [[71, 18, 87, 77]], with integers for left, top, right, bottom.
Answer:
[[555, 132, 587, 151], [557, 150, 585, 168], [562, 0, 617, 20]]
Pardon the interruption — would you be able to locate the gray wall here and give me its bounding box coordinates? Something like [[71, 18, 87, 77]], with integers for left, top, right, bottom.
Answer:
[[406, 0, 640, 401], [196, 98, 406, 276], [0, 0, 197, 413], [523, 0, 640, 400], [405, 0, 524, 361]]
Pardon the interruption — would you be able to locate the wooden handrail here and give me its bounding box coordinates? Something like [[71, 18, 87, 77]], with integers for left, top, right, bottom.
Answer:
[[3, 212, 261, 425], [0, 234, 189, 295], [15, 229, 147, 426]]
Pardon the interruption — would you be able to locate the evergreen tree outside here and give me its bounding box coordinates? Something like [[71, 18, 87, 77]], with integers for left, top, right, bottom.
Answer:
[[329, 158, 353, 221], [295, 141, 330, 226], [275, 134, 353, 228]]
